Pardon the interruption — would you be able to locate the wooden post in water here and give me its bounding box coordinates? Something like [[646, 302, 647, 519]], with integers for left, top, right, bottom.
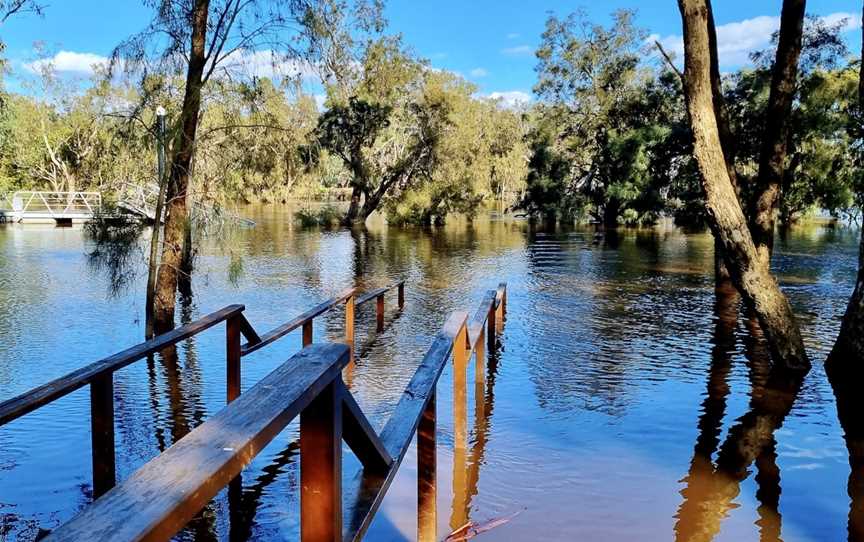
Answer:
[[345, 294, 355, 362], [487, 296, 497, 351], [300, 379, 343, 542], [398, 282, 405, 309], [303, 320, 313, 347], [227, 316, 242, 403], [450, 323, 469, 530], [417, 391, 437, 542], [376, 294, 385, 332], [90, 373, 115, 498]]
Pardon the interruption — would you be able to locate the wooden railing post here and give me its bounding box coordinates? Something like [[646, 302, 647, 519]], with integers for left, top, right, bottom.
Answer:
[[345, 294, 355, 362], [398, 282, 405, 309], [376, 294, 385, 332], [475, 327, 486, 384], [450, 322, 469, 530], [303, 320, 314, 347], [227, 315, 242, 403], [417, 391, 437, 542], [487, 301, 496, 351], [90, 373, 115, 498], [300, 378, 343, 542]]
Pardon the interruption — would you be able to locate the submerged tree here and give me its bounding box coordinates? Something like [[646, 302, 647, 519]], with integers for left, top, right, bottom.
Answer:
[[113, 0, 377, 333], [676, 0, 809, 372]]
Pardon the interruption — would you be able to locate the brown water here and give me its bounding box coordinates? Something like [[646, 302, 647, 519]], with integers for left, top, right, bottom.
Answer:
[[0, 207, 861, 541]]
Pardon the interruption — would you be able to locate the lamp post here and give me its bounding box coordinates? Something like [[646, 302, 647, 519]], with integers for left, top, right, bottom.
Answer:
[[145, 107, 168, 339]]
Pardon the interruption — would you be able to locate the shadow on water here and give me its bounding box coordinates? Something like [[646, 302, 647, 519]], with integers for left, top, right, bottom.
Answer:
[[674, 285, 806, 542]]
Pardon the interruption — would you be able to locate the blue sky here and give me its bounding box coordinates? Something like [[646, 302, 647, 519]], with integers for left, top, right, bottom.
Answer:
[[2, 1, 862, 105]]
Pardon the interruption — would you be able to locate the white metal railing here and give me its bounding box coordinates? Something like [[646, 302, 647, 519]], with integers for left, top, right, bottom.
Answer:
[[8, 191, 102, 219]]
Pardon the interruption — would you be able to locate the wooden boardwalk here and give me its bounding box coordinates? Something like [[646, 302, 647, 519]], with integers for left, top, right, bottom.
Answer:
[[0, 281, 507, 541]]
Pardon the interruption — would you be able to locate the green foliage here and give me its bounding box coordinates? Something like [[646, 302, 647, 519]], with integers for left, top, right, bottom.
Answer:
[[295, 204, 343, 227]]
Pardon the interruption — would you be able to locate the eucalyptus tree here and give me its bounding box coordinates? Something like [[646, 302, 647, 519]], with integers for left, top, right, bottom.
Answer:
[[749, 0, 806, 267], [676, 0, 809, 372], [314, 36, 448, 225], [528, 9, 680, 227]]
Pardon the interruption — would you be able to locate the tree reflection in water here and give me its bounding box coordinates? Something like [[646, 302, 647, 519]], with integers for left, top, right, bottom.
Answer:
[[675, 285, 805, 542]]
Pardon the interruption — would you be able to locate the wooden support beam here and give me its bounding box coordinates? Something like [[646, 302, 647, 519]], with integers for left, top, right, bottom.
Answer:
[[303, 320, 313, 347], [342, 386, 392, 473], [398, 282, 405, 310], [376, 294, 385, 332], [451, 322, 469, 531], [227, 316, 242, 403], [417, 391, 437, 542], [90, 374, 115, 498], [345, 294, 355, 363], [301, 378, 343, 542]]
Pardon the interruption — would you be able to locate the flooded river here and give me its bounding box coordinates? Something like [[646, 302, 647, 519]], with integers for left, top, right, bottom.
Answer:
[[0, 207, 861, 541]]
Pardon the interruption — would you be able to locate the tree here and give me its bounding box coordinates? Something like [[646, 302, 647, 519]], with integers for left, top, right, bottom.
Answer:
[[314, 36, 447, 225], [676, 0, 809, 372], [749, 0, 807, 267], [115, 0, 352, 333], [828, 6, 864, 364]]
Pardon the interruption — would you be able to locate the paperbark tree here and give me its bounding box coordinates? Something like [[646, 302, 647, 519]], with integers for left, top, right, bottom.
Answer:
[[677, 0, 810, 371], [750, 0, 807, 267]]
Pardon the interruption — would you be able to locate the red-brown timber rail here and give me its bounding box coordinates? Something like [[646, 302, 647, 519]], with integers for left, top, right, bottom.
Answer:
[[0, 280, 506, 542]]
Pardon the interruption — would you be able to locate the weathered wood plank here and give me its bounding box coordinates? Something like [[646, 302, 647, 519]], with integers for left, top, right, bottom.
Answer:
[[343, 311, 467, 541], [241, 288, 355, 356], [226, 316, 242, 403], [44, 343, 350, 542], [341, 386, 392, 473], [0, 304, 246, 426]]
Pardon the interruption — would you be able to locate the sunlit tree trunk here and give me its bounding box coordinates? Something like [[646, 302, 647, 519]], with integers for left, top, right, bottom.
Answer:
[[830, 9, 864, 364], [153, 0, 209, 334], [750, 0, 806, 267], [706, 0, 739, 289], [677, 0, 809, 372]]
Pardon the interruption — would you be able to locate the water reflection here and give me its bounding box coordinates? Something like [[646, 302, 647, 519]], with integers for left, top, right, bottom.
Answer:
[[827, 359, 864, 542], [675, 287, 806, 542]]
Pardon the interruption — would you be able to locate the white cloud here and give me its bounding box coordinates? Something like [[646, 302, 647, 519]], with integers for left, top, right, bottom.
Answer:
[[501, 45, 533, 56], [24, 51, 109, 75], [506, 32, 521, 40], [486, 90, 532, 109], [649, 11, 861, 69], [469, 67, 488, 78], [217, 49, 318, 80], [314, 94, 327, 111]]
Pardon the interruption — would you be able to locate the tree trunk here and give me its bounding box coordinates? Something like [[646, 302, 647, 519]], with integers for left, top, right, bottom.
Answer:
[[603, 199, 620, 229], [344, 185, 363, 225], [706, 0, 738, 290], [677, 0, 810, 372], [152, 0, 209, 334], [828, 7, 864, 365], [750, 0, 806, 267]]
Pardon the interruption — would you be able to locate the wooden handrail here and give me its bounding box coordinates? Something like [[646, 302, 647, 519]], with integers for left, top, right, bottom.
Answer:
[[8, 281, 506, 542], [240, 287, 356, 356], [355, 280, 404, 307], [0, 304, 245, 426], [344, 310, 468, 540], [44, 343, 353, 542]]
